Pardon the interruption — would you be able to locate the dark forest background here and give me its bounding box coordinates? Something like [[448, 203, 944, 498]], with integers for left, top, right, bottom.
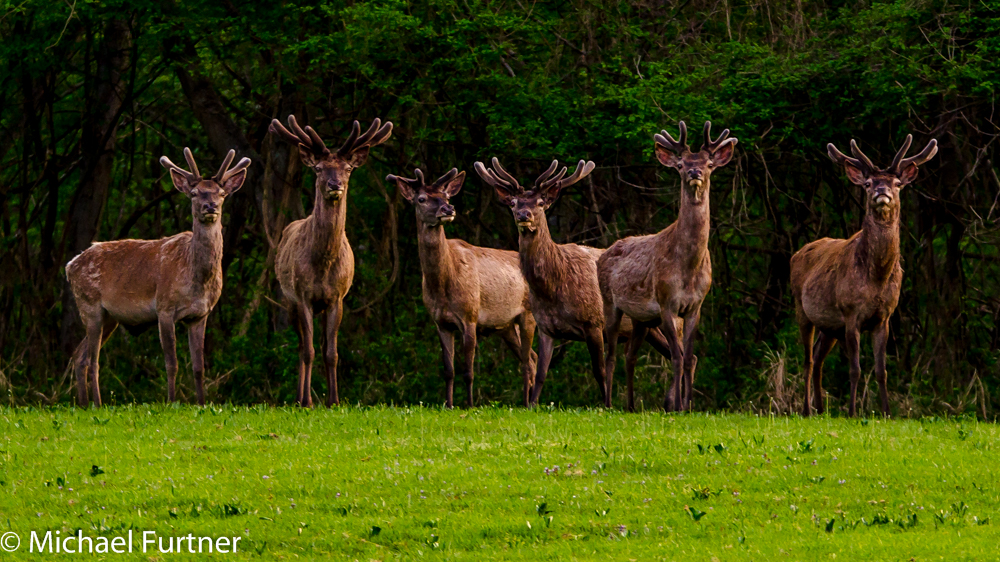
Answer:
[[1, 0, 998, 415]]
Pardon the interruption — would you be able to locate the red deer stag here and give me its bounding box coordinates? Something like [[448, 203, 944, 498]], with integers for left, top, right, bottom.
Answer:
[[67, 148, 250, 407], [476, 158, 675, 407], [387, 168, 537, 407], [269, 115, 392, 407], [599, 121, 737, 412], [793, 134, 937, 417]]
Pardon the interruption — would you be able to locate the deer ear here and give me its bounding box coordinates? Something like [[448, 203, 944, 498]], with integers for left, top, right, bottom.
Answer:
[[222, 169, 247, 195], [711, 139, 737, 167], [389, 175, 417, 202], [655, 145, 683, 168], [541, 186, 564, 208], [897, 163, 920, 186], [494, 186, 515, 207], [442, 171, 465, 198], [842, 162, 866, 185], [349, 147, 370, 167], [169, 169, 194, 195], [297, 145, 317, 168]]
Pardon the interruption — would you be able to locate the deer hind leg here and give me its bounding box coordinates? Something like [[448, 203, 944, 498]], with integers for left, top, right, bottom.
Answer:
[[583, 325, 608, 407], [624, 325, 648, 413], [529, 333, 555, 406], [602, 308, 624, 409], [460, 324, 478, 408], [521, 315, 537, 408], [499, 320, 534, 407], [73, 336, 90, 407], [811, 332, 837, 415], [323, 301, 344, 407], [799, 321, 816, 416], [158, 313, 178, 403], [294, 303, 315, 408], [872, 320, 890, 416], [658, 310, 685, 412], [436, 326, 456, 408], [188, 316, 208, 406]]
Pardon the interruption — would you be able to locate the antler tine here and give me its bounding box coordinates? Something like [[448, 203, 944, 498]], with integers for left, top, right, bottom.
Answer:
[[414, 168, 425, 185], [474, 161, 518, 193], [304, 126, 330, 155], [898, 138, 938, 170], [849, 139, 876, 173], [434, 168, 459, 186], [354, 118, 382, 146], [221, 157, 252, 183], [269, 118, 303, 146], [337, 121, 362, 156], [539, 164, 569, 191], [490, 157, 522, 189], [159, 154, 198, 183], [338, 119, 393, 156], [213, 150, 236, 182], [701, 121, 732, 153], [183, 147, 201, 179], [827, 143, 864, 170], [533, 160, 561, 188], [555, 160, 596, 190], [654, 121, 689, 153], [889, 134, 913, 173]]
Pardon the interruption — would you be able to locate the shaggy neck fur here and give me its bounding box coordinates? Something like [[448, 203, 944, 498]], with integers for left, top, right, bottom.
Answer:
[[517, 210, 566, 300], [857, 201, 901, 283], [308, 185, 348, 266], [417, 219, 455, 295], [657, 181, 712, 271], [189, 217, 224, 289]]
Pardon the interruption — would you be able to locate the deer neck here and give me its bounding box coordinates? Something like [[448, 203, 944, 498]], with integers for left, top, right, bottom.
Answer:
[[417, 220, 455, 295], [189, 217, 224, 287], [308, 187, 348, 264], [658, 184, 712, 269], [858, 204, 901, 282], [517, 211, 565, 299]]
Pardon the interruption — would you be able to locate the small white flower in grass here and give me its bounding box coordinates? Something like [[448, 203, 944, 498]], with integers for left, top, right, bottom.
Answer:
[[838, 479, 846, 485], [616, 524, 627, 536], [262, 475, 269, 480], [790, 505, 797, 513]]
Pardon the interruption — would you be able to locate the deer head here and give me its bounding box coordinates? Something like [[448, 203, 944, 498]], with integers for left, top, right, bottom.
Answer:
[[828, 134, 938, 219], [269, 115, 393, 202], [160, 148, 250, 224], [654, 121, 738, 204], [388, 168, 466, 226], [476, 158, 596, 233]]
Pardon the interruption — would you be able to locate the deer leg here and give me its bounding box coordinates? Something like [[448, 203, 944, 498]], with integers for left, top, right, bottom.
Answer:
[[80, 316, 105, 407], [436, 326, 456, 408], [324, 301, 344, 407], [583, 325, 608, 407], [799, 321, 815, 417], [812, 332, 836, 415], [530, 333, 555, 406], [521, 314, 537, 408], [188, 316, 208, 406], [644, 328, 674, 360], [844, 321, 862, 417], [873, 320, 890, 416], [499, 320, 535, 407], [680, 309, 702, 411], [158, 314, 178, 403], [603, 308, 624, 409], [73, 337, 90, 407], [294, 303, 315, 408], [659, 310, 684, 412], [624, 325, 648, 413], [460, 324, 477, 408]]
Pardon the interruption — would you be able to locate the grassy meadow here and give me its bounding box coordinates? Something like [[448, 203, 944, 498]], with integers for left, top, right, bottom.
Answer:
[[1, 405, 997, 560]]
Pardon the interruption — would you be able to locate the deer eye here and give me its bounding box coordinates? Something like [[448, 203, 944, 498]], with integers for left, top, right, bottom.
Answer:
[[417, 196, 427, 203]]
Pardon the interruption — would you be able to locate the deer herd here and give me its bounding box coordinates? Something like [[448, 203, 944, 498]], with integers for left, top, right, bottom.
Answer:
[[65, 115, 939, 417]]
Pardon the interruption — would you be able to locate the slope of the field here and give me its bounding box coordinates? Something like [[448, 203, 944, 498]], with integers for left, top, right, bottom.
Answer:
[[1, 406, 996, 560]]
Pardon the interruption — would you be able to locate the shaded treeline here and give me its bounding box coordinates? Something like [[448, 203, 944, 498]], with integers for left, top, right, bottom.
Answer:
[[1, 0, 998, 413]]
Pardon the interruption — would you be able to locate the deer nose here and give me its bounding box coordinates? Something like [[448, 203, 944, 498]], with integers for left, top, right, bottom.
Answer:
[[326, 179, 342, 190], [515, 210, 532, 223], [203, 203, 218, 213], [439, 204, 455, 217], [688, 169, 703, 179]]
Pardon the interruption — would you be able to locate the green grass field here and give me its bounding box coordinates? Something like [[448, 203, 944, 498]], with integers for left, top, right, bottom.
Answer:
[[1, 405, 997, 560]]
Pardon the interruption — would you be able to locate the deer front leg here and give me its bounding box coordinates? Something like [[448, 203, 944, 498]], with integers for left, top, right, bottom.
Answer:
[[659, 309, 684, 412], [73, 337, 91, 407], [602, 307, 624, 408], [436, 326, 456, 408], [323, 300, 344, 407], [530, 333, 555, 406], [520, 315, 537, 408], [294, 303, 315, 408], [460, 324, 478, 408], [624, 325, 648, 412], [188, 316, 208, 406], [680, 309, 702, 411], [80, 317, 106, 407], [873, 320, 890, 416], [799, 321, 815, 417], [583, 325, 608, 407], [844, 320, 862, 417], [157, 314, 179, 403]]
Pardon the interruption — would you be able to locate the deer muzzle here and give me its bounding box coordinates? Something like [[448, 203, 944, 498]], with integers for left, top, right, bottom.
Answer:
[[874, 193, 892, 206], [437, 209, 456, 223]]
